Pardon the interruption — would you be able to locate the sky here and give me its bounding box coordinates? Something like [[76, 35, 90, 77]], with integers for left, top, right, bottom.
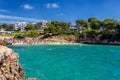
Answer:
[[0, 0, 120, 24]]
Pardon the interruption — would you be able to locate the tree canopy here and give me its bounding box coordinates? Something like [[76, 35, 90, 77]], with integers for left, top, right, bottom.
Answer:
[[25, 24, 34, 31]]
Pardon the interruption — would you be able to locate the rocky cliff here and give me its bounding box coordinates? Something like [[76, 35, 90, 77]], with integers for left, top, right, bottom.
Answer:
[[0, 39, 12, 46], [0, 45, 25, 80]]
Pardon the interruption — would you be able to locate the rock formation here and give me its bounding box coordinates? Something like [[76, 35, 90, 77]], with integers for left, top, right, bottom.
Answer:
[[0, 45, 25, 80], [0, 39, 12, 46]]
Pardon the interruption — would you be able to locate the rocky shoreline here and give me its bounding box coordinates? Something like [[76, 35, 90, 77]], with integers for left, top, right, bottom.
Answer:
[[0, 45, 37, 80], [0, 45, 25, 80], [1, 36, 120, 46]]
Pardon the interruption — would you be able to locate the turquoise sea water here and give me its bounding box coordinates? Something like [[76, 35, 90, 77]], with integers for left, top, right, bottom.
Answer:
[[8, 44, 120, 80]]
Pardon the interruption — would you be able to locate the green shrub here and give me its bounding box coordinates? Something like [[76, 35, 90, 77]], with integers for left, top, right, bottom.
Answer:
[[25, 31, 40, 37], [43, 34, 52, 38]]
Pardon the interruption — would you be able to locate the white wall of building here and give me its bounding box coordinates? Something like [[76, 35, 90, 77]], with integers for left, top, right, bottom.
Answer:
[[14, 22, 28, 31]]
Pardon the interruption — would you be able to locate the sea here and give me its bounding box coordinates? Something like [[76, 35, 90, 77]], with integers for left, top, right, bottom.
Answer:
[[8, 44, 120, 80]]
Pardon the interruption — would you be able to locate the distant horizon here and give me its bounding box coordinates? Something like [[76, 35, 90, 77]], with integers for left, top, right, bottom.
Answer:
[[0, 0, 120, 24]]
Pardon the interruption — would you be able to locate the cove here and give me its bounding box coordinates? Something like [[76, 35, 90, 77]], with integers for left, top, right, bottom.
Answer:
[[8, 44, 120, 80]]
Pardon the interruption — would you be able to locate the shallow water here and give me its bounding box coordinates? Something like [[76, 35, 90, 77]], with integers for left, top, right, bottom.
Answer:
[[8, 44, 120, 80]]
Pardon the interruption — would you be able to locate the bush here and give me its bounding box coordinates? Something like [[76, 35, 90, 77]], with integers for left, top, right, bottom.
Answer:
[[14, 31, 40, 38], [14, 34, 25, 39], [25, 31, 40, 37], [43, 34, 52, 38]]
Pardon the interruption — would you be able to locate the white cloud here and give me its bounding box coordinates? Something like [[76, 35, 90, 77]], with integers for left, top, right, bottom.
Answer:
[[58, 13, 64, 16], [0, 9, 10, 13], [46, 3, 59, 8], [0, 14, 45, 23], [23, 4, 34, 9], [56, 13, 64, 17]]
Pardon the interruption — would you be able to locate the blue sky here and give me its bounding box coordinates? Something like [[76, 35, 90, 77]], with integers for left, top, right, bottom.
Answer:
[[0, 0, 120, 24]]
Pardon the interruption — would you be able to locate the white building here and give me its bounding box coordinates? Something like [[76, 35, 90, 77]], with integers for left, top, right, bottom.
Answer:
[[34, 21, 48, 29], [41, 21, 48, 28], [0, 29, 12, 35], [118, 21, 120, 26], [14, 22, 28, 31], [69, 25, 79, 31]]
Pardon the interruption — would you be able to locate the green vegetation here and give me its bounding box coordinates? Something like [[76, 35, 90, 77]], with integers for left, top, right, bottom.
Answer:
[[0, 23, 14, 31], [1, 17, 120, 44], [44, 21, 70, 34], [25, 24, 34, 31], [42, 18, 120, 43], [13, 30, 40, 38]]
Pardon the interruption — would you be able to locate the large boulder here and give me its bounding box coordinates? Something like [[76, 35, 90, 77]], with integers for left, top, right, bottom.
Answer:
[[0, 45, 25, 80]]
